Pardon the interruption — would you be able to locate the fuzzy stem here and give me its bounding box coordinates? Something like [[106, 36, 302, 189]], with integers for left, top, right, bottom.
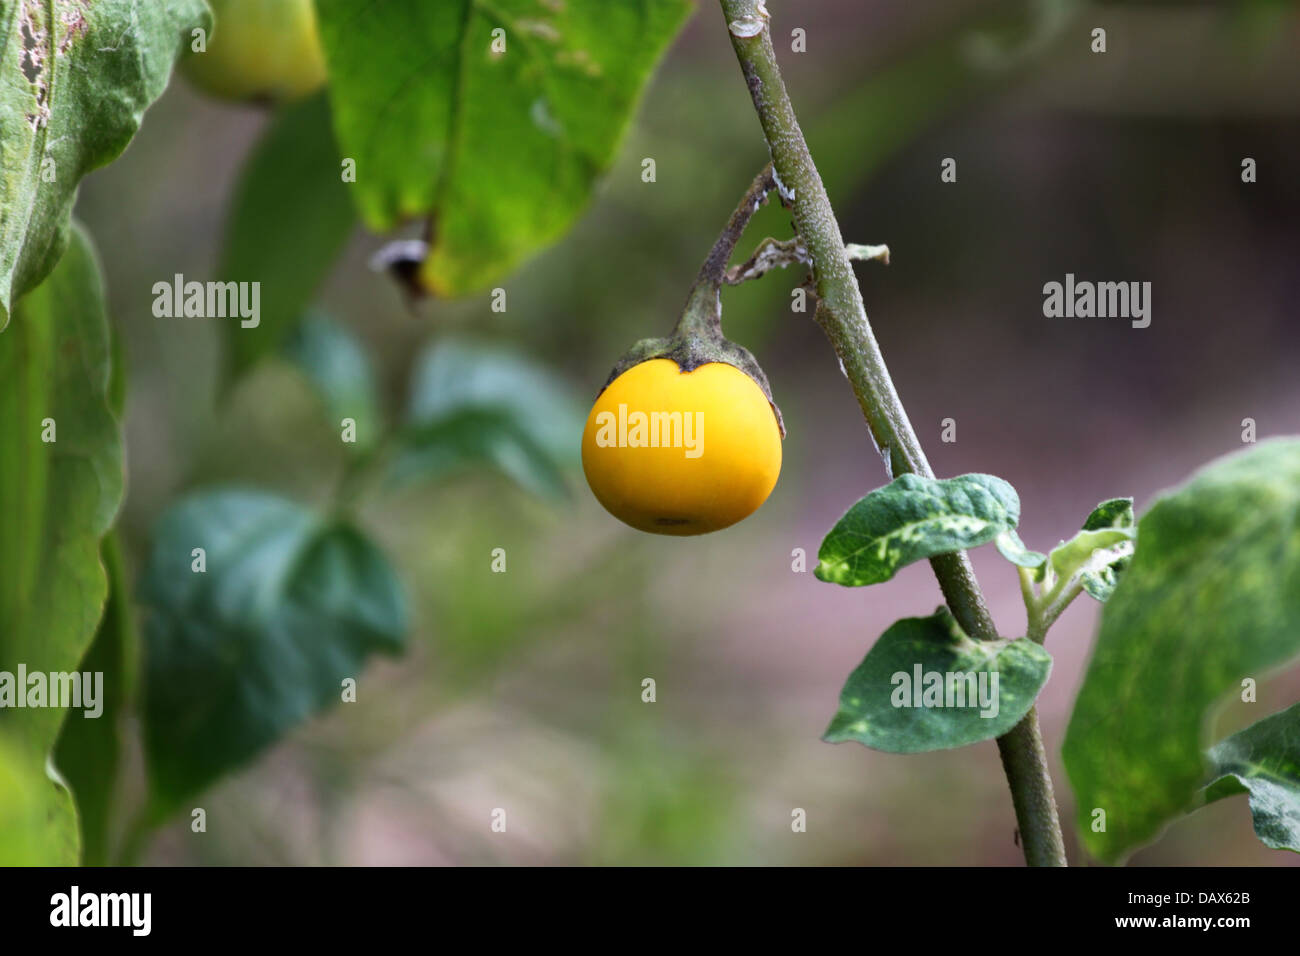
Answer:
[[717, 0, 1066, 866], [697, 163, 776, 291]]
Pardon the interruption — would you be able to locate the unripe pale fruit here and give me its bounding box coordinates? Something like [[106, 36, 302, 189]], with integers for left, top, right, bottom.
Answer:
[[183, 0, 328, 103], [582, 358, 782, 535]]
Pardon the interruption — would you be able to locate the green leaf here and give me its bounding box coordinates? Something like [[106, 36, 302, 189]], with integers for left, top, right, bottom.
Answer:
[[0, 223, 122, 758], [391, 340, 582, 498], [815, 474, 1022, 587], [281, 311, 381, 452], [823, 609, 1052, 754], [54, 534, 135, 866], [315, 0, 693, 295], [1201, 703, 1300, 853], [0, 0, 208, 329], [1063, 438, 1300, 863], [0, 736, 63, 865], [995, 529, 1046, 570], [220, 92, 355, 382], [0, 222, 120, 864], [1047, 527, 1133, 585], [1053, 498, 1137, 601], [1083, 497, 1135, 531], [140, 489, 408, 819]]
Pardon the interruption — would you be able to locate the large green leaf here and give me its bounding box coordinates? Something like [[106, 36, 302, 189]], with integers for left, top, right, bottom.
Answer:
[[815, 474, 1022, 587], [0, 735, 53, 865], [54, 534, 135, 866], [390, 339, 582, 498], [0, 0, 208, 328], [315, 0, 693, 295], [0, 223, 121, 864], [1201, 703, 1300, 853], [1063, 439, 1300, 863], [220, 92, 355, 382], [139, 489, 408, 819], [824, 609, 1052, 753], [0, 223, 122, 754]]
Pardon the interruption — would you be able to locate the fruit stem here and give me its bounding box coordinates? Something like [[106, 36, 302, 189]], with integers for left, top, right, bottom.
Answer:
[[674, 164, 777, 343], [717, 0, 1066, 867]]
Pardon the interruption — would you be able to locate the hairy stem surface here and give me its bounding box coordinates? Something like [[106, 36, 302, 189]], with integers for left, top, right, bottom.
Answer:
[[717, 0, 1066, 866]]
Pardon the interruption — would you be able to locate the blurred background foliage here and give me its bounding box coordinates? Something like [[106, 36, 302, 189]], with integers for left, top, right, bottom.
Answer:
[[70, 0, 1300, 864]]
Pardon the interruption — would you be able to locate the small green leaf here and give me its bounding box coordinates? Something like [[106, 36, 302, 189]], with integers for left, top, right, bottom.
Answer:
[[315, 0, 693, 295], [140, 489, 408, 819], [995, 529, 1046, 570], [1047, 528, 1133, 582], [1082, 497, 1135, 531], [0, 0, 208, 328], [220, 93, 356, 383], [54, 534, 135, 866], [824, 609, 1052, 753], [281, 312, 381, 452], [1063, 439, 1300, 863], [1062, 499, 1137, 601], [391, 340, 582, 498], [1201, 703, 1300, 853], [815, 474, 1022, 587]]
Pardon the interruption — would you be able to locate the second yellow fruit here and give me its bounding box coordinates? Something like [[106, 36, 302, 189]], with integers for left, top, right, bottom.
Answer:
[[183, 0, 328, 103]]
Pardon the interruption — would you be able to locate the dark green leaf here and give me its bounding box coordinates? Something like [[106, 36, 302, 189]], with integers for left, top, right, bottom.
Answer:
[[1083, 497, 1135, 531], [1063, 439, 1300, 863], [824, 609, 1052, 753], [140, 489, 407, 818], [315, 0, 693, 295], [815, 473, 1022, 587], [281, 312, 380, 451], [0, 0, 208, 328], [391, 340, 582, 498], [220, 92, 355, 382], [1201, 703, 1300, 853], [54, 534, 135, 866]]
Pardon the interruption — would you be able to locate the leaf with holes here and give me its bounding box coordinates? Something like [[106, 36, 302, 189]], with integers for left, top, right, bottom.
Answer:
[[0, 0, 208, 329], [823, 609, 1052, 754], [1064, 439, 1300, 863], [815, 473, 1022, 587], [315, 0, 693, 296]]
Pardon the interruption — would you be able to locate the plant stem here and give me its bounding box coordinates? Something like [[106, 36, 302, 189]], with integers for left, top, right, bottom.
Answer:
[[717, 0, 1066, 866]]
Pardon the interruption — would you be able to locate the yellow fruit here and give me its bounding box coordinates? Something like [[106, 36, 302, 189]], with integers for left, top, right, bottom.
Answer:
[[183, 0, 327, 103], [582, 358, 782, 535]]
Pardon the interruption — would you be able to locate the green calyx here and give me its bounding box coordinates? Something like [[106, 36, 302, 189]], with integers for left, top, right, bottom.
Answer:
[[599, 281, 785, 436]]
